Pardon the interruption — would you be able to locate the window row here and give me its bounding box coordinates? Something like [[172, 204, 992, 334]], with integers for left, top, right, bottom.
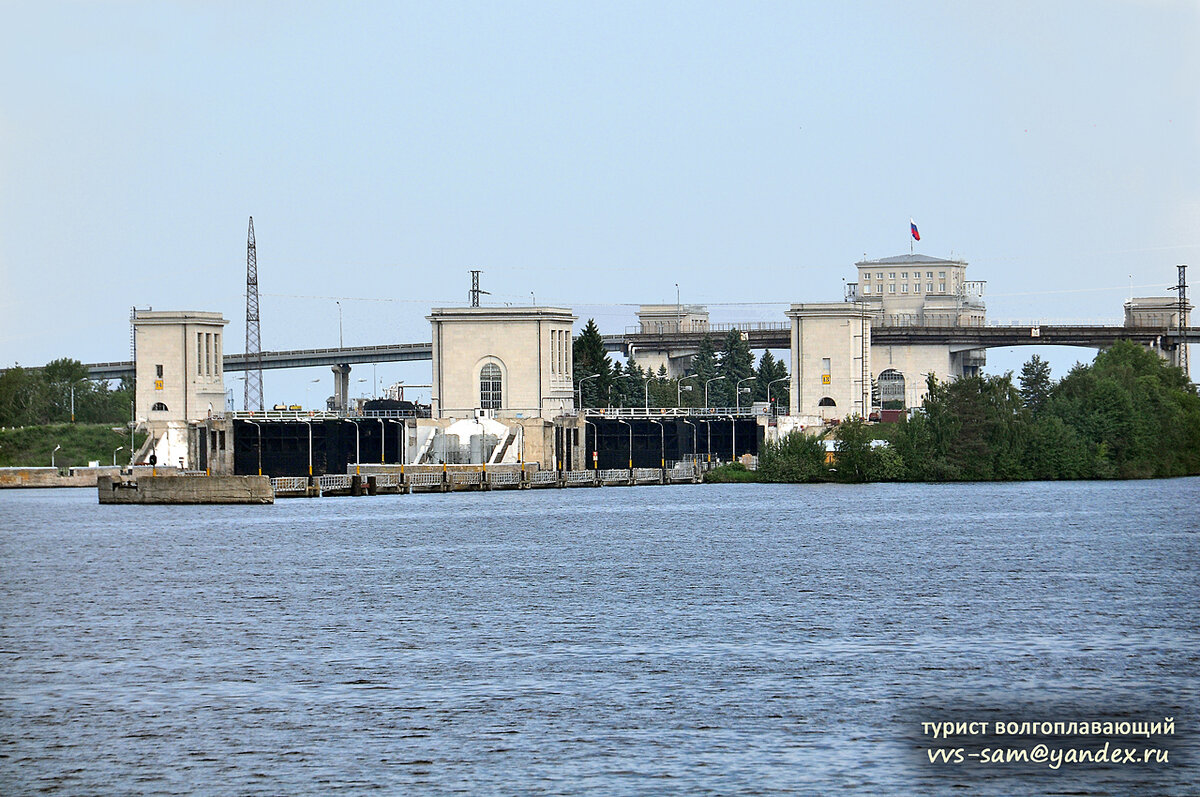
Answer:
[[550, 328, 572, 376], [862, 283, 947, 294], [196, 332, 222, 378]]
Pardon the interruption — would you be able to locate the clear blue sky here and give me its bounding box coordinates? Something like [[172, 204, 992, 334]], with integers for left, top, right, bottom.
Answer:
[[2, 1, 1196, 406]]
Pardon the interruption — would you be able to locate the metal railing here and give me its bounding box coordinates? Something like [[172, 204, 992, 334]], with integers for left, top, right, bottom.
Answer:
[[581, 406, 764, 418], [633, 468, 660, 482], [409, 472, 444, 487], [489, 471, 520, 485], [318, 474, 352, 492], [565, 470, 596, 484], [374, 473, 401, 488], [529, 470, 557, 484], [451, 471, 482, 485], [599, 468, 631, 482], [271, 476, 309, 494]]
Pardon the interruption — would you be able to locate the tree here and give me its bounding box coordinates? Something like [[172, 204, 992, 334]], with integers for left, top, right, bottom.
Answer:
[[833, 416, 875, 482], [752, 350, 789, 409], [572, 319, 613, 407], [717, 329, 754, 407], [758, 430, 826, 482], [1018, 354, 1053, 416]]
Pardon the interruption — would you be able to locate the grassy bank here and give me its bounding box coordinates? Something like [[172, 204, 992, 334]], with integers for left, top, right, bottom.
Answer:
[[0, 424, 146, 470]]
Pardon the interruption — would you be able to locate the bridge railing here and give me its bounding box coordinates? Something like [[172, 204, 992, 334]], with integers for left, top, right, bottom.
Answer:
[[581, 406, 764, 418]]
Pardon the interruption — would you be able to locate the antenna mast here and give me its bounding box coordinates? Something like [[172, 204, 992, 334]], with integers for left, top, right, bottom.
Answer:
[[469, 270, 490, 307], [244, 217, 264, 411]]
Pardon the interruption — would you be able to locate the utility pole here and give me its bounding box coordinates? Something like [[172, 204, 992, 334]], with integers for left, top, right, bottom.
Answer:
[[244, 217, 264, 412], [469, 270, 490, 307], [1170, 264, 1189, 379]]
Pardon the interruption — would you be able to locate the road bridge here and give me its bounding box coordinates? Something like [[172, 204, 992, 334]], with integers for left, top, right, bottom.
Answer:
[[603, 324, 1196, 355], [6, 323, 1190, 381]]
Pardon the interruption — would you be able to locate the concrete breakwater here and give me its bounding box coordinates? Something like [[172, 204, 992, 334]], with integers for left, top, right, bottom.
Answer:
[[98, 475, 274, 504], [3, 465, 183, 489], [271, 463, 704, 498]]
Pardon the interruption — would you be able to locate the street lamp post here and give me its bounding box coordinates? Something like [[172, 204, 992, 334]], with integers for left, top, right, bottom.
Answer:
[[113, 446, 124, 467], [767, 376, 789, 414], [51, 444, 61, 470], [245, 420, 263, 475], [378, 418, 386, 464], [734, 377, 755, 461], [303, 420, 314, 477], [682, 419, 698, 466], [649, 419, 664, 472], [736, 377, 756, 412], [342, 419, 361, 476], [616, 419, 633, 472], [705, 375, 726, 409], [584, 419, 599, 470], [677, 375, 697, 407], [577, 373, 600, 409]]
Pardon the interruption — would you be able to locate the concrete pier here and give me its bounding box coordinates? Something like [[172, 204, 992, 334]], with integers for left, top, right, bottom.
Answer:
[[98, 475, 274, 504]]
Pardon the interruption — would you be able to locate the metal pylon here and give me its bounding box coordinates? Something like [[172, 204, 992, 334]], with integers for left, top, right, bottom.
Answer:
[[244, 217, 264, 412]]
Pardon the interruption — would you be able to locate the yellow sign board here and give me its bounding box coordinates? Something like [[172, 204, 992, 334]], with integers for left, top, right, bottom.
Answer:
[[154, 379, 164, 390], [822, 374, 831, 385]]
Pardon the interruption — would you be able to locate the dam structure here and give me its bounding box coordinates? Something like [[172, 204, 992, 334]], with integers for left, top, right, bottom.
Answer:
[[7, 254, 1188, 496]]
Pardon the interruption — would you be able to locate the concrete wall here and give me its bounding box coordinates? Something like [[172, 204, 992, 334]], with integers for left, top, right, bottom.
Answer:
[[98, 475, 273, 504], [429, 307, 576, 420], [787, 303, 873, 421], [871, 344, 957, 409], [134, 311, 229, 469]]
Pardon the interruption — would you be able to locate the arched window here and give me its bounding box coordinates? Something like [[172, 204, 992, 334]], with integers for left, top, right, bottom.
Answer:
[[480, 363, 502, 409], [151, 402, 169, 412], [878, 369, 906, 409], [817, 397, 837, 407]]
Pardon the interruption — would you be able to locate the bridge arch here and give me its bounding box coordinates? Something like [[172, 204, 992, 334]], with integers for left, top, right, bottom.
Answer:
[[878, 369, 906, 409]]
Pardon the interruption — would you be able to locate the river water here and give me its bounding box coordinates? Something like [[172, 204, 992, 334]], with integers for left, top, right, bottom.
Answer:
[[1, 480, 1197, 795]]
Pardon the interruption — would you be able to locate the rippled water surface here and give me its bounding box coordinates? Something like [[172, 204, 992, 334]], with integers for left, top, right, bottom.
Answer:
[[2, 480, 1198, 795]]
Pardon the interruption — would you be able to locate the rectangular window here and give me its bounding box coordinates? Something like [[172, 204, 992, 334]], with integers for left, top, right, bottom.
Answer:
[[927, 282, 934, 293], [862, 284, 871, 294], [876, 272, 883, 280], [889, 272, 896, 279], [889, 284, 896, 293], [900, 272, 908, 279], [939, 271, 946, 278], [197, 333, 203, 375], [156, 364, 163, 378], [926, 271, 933, 278], [214, 334, 221, 376], [822, 358, 831, 374], [914, 283, 921, 293], [939, 282, 946, 292], [901, 284, 908, 293]]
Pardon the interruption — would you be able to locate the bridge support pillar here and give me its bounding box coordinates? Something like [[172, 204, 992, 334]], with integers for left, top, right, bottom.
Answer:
[[332, 364, 351, 413]]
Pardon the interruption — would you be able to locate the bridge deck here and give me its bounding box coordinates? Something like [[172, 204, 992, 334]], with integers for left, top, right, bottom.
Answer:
[[22, 324, 1194, 381]]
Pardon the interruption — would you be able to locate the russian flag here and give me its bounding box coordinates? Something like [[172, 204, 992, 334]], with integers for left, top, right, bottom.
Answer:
[[910, 219, 920, 241]]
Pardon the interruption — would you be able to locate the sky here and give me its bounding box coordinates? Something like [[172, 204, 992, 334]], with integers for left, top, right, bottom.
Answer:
[[1, 1, 1197, 407]]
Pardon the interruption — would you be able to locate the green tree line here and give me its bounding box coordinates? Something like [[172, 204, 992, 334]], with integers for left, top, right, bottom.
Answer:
[[573, 321, 790, 409], [755, 342, 1199, 483], [0, 359, 134, 427]]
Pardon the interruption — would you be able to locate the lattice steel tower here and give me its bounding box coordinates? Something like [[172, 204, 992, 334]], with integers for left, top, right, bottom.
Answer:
[[1174, 264, 1189, 379], [244, 217, 264, 411], [469, 269, 489, 307]]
